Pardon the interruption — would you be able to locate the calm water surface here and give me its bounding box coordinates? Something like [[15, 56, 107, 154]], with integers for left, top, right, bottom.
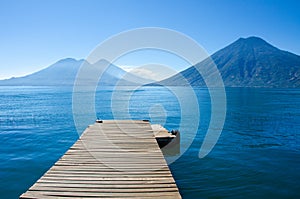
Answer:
[[0, 86, 299, 199]]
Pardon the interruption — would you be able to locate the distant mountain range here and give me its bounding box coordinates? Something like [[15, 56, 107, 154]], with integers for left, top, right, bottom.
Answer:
[[0, 58, 147, 86], [0, 36, 299, 87], [0, 58, 84, 86]]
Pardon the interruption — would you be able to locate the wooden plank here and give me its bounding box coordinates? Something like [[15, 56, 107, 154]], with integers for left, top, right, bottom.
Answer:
[[37, 178, 177, 184], [20, 120, 181, 199], [47, 170, 171, 174], [33, 183, 177, 188], [21, 191, 180, 197]]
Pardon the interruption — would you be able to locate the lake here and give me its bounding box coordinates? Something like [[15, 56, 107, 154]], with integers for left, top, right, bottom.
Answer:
[[0, 86, 299, 199]]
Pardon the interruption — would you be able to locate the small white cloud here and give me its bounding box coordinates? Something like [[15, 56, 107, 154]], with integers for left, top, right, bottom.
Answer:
[[130, 68, 158, 80], [119, 65, 136, 72], [117, 64, 178, 81], [129, 64, 178, 81]]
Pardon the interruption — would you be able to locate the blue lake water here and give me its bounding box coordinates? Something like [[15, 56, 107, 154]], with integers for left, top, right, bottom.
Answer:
[[0, 86, 299, 199]]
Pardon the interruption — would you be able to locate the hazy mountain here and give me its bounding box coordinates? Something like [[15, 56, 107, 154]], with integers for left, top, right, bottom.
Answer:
[[0, 58, 83, 86], [0, 58, 147, 86], [159, 37, 300, 87]]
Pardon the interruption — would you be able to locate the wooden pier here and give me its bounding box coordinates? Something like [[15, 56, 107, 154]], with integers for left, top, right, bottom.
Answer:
[[20, 120, 181, 198]]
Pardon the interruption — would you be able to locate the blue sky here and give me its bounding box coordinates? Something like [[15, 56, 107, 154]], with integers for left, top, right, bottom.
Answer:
[[0, 0, 300, 79]]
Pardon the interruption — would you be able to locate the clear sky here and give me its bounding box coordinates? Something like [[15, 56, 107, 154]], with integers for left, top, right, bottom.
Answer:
[[0, 0, 300, 79]]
